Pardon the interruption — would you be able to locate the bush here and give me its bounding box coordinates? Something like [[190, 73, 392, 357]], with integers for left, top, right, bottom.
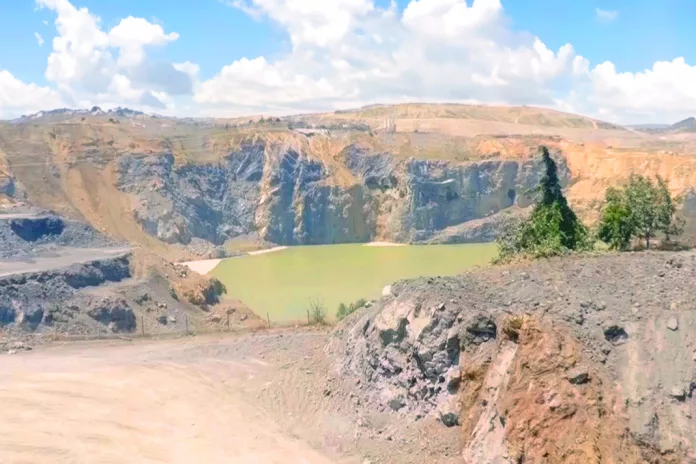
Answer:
[[309, 299, 327, 325], [336, 298, 367, 321]]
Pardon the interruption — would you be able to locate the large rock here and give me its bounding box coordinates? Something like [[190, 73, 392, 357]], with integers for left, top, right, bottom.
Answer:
[[0, 210, 118, 260], [84, 296, 136, 332], [0, 255, 132, 333], [9, 216, 65, 241]]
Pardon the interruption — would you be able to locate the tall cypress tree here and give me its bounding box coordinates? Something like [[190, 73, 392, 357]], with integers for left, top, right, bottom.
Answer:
[[534, 146, 585, 249], [495, 146, 590, 262]]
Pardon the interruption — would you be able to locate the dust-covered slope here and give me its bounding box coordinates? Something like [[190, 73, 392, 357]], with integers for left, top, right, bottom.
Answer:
[[316, 103, 624, 130], [331, 251, 696, 462]]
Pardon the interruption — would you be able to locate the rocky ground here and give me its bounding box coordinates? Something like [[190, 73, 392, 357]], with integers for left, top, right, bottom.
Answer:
[[0, 207, 259, 348], [0, 207, 120, 259], [331, 250, 696, 463], [5, 250, 696, 463]]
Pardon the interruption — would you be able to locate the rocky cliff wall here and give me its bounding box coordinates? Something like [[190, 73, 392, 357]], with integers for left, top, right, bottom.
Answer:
[[116, 141, 562, 250], [117, 143, 264, 245]]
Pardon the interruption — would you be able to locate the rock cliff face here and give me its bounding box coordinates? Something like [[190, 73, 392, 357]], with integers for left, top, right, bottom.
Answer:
[[117, 144, 264, 245], [116, 140, 566, 249]]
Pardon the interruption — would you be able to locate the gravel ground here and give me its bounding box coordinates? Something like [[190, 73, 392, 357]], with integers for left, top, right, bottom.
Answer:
[[0, 210, 121, 259]]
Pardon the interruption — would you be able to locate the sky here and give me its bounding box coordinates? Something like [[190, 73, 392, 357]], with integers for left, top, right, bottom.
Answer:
[[0, 0, 695, 124]]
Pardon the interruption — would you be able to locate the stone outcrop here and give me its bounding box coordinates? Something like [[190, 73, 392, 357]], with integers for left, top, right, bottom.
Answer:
[[116, 140, 567, 249], [0, 255, 133, 333], [117, 145, 264, 245], [331, 251, 696, 462], [0, 211, 118, 259]]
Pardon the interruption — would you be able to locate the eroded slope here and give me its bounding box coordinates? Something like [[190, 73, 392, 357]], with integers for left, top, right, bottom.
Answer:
[[332, 251, 696, 462]]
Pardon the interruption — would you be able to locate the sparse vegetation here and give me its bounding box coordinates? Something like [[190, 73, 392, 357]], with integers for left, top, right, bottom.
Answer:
[[597, 174, 684, 250], [494, 146, 591, 263], [309, 299, 327, 325], [336, 298, 367, 321]]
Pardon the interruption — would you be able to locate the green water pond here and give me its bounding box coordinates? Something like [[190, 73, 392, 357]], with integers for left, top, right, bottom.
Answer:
[[211, 243, 497, 323]]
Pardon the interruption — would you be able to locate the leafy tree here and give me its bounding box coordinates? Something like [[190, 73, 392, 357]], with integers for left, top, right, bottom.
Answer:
[[598, 174, 684, 249], [495, 146, 590, 263], [597, 187, 635, 250], [656, 176, 685, 243]]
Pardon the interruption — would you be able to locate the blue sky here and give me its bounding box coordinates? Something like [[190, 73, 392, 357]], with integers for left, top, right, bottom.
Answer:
[[0, 0, 695, 123]]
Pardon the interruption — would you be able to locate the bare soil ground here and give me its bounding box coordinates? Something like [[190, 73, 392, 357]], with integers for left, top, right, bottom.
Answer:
[[0, 330, 458, 464]]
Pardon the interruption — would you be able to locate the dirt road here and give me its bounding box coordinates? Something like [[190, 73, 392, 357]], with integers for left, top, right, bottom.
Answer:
[[0, 332, 352, 464], [0, 246, 132, 277]]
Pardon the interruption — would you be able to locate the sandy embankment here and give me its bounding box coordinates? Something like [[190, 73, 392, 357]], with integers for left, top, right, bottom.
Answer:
[[178, 258, 222, 275], [362, 241, 407, 247], [179, 246, 289, 275]]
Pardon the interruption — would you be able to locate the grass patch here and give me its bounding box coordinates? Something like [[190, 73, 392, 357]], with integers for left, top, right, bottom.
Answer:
[[309, 299, 327, 325]]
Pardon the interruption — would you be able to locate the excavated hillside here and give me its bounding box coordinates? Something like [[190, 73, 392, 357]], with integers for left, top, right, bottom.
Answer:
[[2, 104, 696, 257], [330, 250, 696, 463]]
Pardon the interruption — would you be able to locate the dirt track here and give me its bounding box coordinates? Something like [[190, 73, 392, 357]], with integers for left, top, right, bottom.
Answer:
[[0, 332, 349, 464], [0, 247, 132, 277]]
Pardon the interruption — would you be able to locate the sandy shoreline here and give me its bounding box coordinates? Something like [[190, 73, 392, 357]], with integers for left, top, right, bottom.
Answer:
[[180, 243, 408, 275], [178, 258, 222, 275], [247, 246, 289, 255], [362, 241, 407, 247], [179, 246, 290, 275]]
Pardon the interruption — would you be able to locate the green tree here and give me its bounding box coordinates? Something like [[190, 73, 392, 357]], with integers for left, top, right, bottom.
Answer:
[[597, 187, 635, 250], [656, 176, 685, 243], [598, 174, 684, 249], [495, 146, 590, 263]]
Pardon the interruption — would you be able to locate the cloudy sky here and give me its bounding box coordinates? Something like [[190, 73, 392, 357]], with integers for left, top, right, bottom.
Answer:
[[0, 0, 695, 124]]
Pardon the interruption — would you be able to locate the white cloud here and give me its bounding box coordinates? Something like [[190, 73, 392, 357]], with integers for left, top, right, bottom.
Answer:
[[0, 70, 65, 118], [233, 0, 375, 48], [108, 16, 179, 67], [173, 61, 200, 80], [199, 0, 579, 114], [26, 0, 192, 111], [595, 8, 618, 21], [1, 0, 695, 125], [34, 32, 44, 46], [574, 57, 696, 123], [42, 20, 49, 25]]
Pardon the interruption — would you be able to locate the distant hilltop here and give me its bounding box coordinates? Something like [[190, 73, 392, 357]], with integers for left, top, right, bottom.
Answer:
[[670, 117, 696, 133], [10, 106, 155, 124], [628, 116, 696, 133]]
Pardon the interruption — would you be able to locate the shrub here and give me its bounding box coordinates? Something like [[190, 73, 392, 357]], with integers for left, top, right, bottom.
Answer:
[[309, 299, 327, 325], [336, 298, 368, 321], [336, 303, 349, 320]]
